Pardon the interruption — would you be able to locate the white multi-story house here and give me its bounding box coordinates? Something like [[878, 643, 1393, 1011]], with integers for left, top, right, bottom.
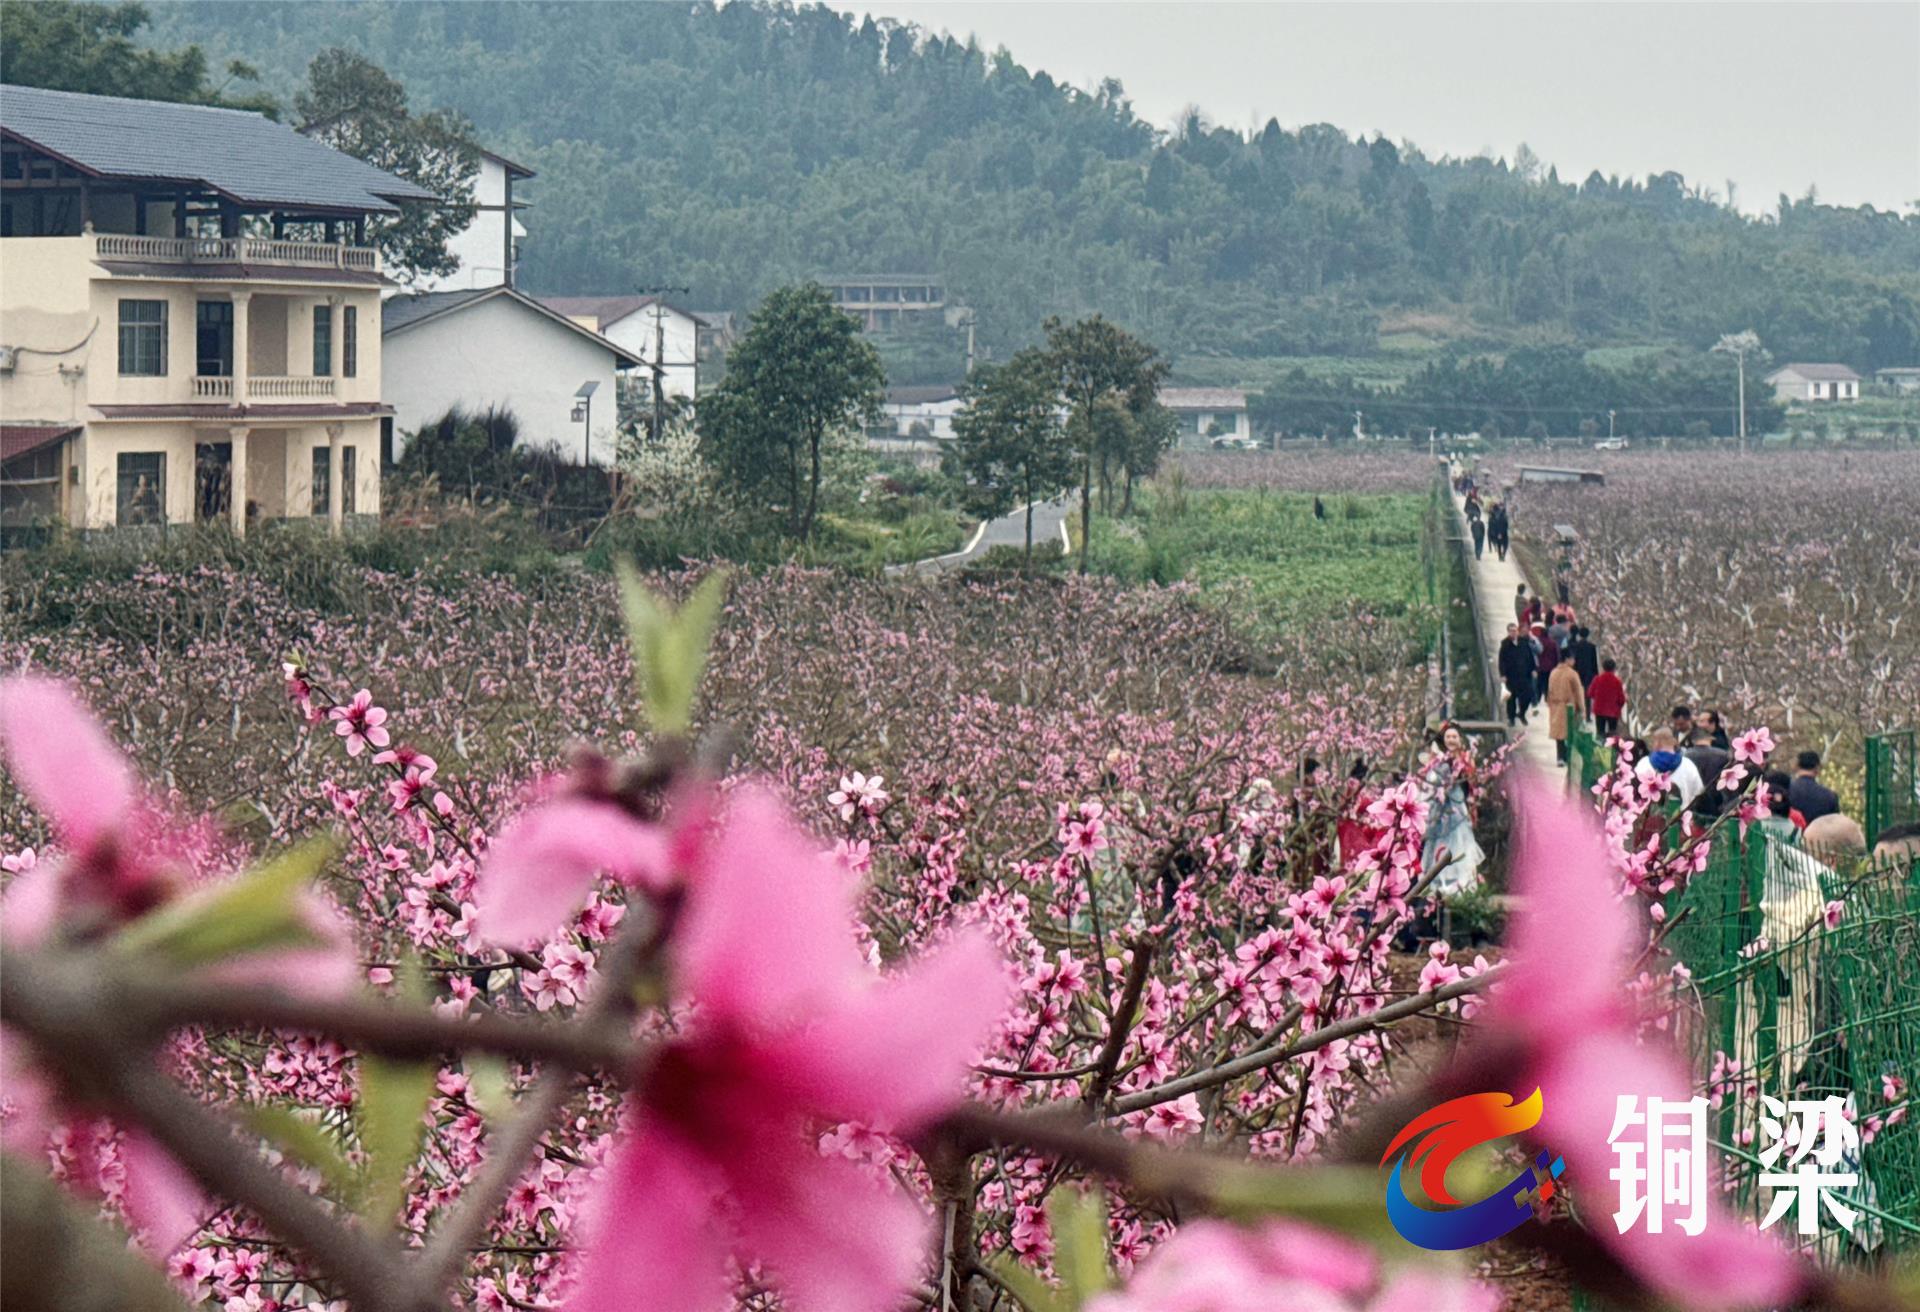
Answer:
[[540, 296, 702, 402], [0, 86, 431, 538], [409, 149, 533, 293], [1765, 363, 1861, 403]]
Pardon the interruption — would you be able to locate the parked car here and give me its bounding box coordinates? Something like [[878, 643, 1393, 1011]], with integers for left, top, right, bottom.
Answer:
[[1593, 437, 1629, 451]]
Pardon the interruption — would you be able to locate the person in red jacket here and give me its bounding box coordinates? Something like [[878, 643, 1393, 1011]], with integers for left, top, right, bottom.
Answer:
[[1589, 657, 1626, 740], [1531, 622, 1559, 709]]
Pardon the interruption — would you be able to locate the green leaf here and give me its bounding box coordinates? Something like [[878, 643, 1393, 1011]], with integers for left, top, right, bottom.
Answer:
[[357, 1053, 437, 1228], [984, 1256, 1069, 1312], [245, 1105, 357, 1199], [1048, 1187, 1112, 1300], [111, 836, 339, 968], [614, 562, 730, 737], [464, 1056, 514, 1124], [1203, 1161, 1396, 1242]]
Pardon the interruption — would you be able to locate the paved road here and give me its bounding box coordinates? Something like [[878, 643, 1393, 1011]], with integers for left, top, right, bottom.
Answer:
[[1454, 486, 1565, 780], [892, 496, 1074, 575]]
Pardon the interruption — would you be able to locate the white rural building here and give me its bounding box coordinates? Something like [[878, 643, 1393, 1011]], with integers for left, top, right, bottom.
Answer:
[[540, 296, 702, 402], [878, 384, 963, 441], [1159, 387, 1252, 448], [1766, 363, 1860, 403], [410, 150, 533, 294], [382, 287, 639, 466], [1875, 366, 1920, 394]]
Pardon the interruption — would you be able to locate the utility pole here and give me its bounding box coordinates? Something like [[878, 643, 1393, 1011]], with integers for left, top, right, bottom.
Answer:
[[1608, 409, 1616, 441], [636, 283, 691, 446], [1712, 330, 1762, 456]]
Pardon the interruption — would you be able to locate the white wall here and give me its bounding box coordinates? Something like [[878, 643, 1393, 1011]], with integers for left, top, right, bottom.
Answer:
[[384, 296, 625, 466], [598, 305, 699, 402], [411, 157, 527, 293]]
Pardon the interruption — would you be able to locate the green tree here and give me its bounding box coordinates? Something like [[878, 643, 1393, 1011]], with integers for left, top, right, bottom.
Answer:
[[699, 284, 885, 541], [1042, 315, 1169, 572], [0, 0, 274, 110], [946, 349, 1075, 563], [294, 49, 477, 283]]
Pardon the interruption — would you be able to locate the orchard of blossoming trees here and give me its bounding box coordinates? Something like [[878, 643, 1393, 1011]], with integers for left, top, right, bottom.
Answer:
[[0, 511, 1909, 1312], [1488, 448, 1920, 784]]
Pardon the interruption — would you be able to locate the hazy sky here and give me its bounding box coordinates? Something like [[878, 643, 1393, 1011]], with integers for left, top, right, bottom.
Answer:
[[850, 2, 1920, 214]]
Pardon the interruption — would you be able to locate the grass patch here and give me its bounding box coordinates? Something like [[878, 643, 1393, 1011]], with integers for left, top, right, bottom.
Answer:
[[1083, 484, 1429, 645]]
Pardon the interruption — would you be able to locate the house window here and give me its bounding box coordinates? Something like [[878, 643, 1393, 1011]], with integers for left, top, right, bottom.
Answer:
[[312, 304, 333, 376], [341, 444, 357, 515], [342, 306, 358, 378], [116, 452, 166, 526], [118, 300, 168, 376], [196, 300, 234, 376], [311, 445, 330, 515]]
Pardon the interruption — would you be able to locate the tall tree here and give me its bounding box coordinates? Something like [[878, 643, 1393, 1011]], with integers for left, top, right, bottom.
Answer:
[[294, 49, 478, 283], [0, 0, 273, 110], [946, 349, 1076, 563], [1043, 316, 1169, 573], [699, 284, 885, 541]]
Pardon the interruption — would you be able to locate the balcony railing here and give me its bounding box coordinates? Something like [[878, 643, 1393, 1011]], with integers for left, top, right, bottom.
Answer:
[[248, 376, 337, 400], [94, 233, 380, 272], [187, 375, 339, 402]]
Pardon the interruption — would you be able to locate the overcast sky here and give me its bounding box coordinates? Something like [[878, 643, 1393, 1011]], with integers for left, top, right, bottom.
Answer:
[[849, 1, 1920, 214]]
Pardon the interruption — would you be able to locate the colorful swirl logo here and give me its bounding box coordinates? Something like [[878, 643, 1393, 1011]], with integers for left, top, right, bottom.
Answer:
[[1380, 1088, 1566, 1250]]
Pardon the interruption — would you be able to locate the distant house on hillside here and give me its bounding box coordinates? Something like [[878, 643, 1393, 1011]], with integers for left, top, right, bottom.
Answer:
[[824, 276, 948, 333], [409, 148, 534, 293], [1766, 363, 1860, 403], [383, 287, 639, 466], [1159, 387, 1252, 448], [1875, 366, 1920, 394], [872, 384, 962, 441], [539, 296, 703, 402]]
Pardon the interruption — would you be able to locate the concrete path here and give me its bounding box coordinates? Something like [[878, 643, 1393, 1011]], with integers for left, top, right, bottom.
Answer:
[[892, 496, 1073, 576], [1454, 487, 1564, 780]]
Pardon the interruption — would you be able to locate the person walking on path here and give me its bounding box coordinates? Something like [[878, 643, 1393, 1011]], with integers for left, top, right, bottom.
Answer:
[[1531, 622, 1559, 710], [1568, 626, 1599, 690], [1545, 651, 1587, 765], [1498, 623, 1534, 727], [1588, 658, 1626, 740], [1635, 728, 1705, 809], [1467, 499, 1486, 559], [1487, 501, 1510, 561], [1787, 750, 1841, 826], [1513, 583, 1530, 624]]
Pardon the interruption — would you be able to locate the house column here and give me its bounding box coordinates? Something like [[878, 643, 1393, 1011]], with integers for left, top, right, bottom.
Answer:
[[231, 291, 252, 405], [326, 423, 344, 537], [229, 426, 249, 538]]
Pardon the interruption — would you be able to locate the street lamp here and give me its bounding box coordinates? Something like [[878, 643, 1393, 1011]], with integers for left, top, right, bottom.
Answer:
[[572, 380, 599, 466], [1608, 409, 1616, 441]]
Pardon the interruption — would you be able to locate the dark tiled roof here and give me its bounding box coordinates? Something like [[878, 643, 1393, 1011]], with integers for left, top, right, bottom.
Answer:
[[1, 423, 79, 462], [385, 287, 643, 367], [886, 384, 960, 404], [0, 84, 434, 214], [1769, 363, 1861, 382], [91, 403, 392, 421], [382, 288, 492, 333]]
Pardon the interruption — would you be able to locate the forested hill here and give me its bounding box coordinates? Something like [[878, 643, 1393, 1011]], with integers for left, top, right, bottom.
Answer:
[[142, 0, 1920, 371]]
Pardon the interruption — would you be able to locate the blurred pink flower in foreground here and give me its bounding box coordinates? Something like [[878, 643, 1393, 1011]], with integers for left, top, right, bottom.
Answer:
[[1084, 1217, 1498, 1312], [566, 789, 1010, 1312], [1492, 774, 1807, 1311]]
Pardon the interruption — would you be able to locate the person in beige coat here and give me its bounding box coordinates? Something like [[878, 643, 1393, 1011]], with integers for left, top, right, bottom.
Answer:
[[1545, 652, 1586, 765]]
